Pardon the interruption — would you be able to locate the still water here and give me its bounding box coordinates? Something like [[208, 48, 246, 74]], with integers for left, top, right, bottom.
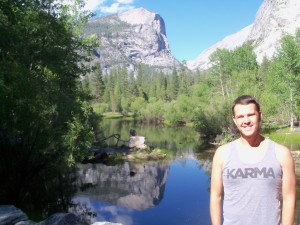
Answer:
[[70, 119, 212, 224], [72, 159, 211, 225], [70, 119, 300, 225]]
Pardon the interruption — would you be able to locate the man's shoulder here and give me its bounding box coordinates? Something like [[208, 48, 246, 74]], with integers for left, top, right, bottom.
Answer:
[[218, 139, 237, 150], [268, 138, 290, 152], [268, 138, 293, 164], [215, 139, 237, 159]]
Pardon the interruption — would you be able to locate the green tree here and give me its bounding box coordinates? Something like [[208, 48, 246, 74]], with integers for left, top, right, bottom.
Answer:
[[232, 44, 258, 72], [0, 0, 96, 203], [178, 66, 192, 96], [261, 32, 300, 129], [209, 48, 233, 98], [192, 98, 232, 140], [91, 62, 105, 103], [140, 98, 165, 123], [168, 68, 179, 100]]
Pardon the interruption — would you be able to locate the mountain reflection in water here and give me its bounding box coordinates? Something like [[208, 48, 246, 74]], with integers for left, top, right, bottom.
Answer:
[[74, 162, 169, 210], [71, 158, 212, 225]]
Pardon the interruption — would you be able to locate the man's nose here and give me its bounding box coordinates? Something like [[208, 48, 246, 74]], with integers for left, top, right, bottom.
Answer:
[[243, 116, 251, 123]]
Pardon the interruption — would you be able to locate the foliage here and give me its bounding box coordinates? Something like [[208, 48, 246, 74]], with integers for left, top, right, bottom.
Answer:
[[165, 95, 195, 124], [112, 152, 124, 163], [0, 0, 97, 205], [261, 31, 300, 127], [140, 98, 165, 123], [192, 98, 232, 139]]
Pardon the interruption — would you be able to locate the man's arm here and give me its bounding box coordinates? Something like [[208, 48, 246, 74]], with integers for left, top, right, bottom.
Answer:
[[276, 144, 296, 225], [210, 146, 225, 225]]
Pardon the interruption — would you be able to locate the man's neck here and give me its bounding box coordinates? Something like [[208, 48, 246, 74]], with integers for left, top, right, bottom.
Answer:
[[239, 135, 264, 148]]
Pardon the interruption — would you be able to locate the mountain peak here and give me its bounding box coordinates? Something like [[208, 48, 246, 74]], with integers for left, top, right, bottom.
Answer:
[[118, 8, 155, 25], [118, 7, 166, 35], [187, 0, 300, 71], [86, 7, 180, 73]]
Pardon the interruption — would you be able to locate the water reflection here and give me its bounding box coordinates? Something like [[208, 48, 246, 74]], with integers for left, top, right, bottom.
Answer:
[[74, 162, 169, 210], [99, 119, 202, 155], [71, 159, 212, 225]]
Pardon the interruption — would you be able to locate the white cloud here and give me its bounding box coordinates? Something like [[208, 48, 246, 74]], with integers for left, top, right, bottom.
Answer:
[[84, 0, 106, 11], [84, 0, 106, 12], [116, 0, 135, 4], [100, 3, 121, 13], [99, 1, 135, 14]]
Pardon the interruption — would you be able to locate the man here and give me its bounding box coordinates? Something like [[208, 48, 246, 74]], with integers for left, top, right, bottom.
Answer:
[[210, 95, 296, 225]]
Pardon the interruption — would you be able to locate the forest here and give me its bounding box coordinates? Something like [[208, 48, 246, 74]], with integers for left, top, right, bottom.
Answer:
[[0, 0, 299, 209], [84, 31, 300, 142]]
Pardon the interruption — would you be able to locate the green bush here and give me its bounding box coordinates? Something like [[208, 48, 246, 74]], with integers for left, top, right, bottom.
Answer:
[[192, 100, 232, 139]]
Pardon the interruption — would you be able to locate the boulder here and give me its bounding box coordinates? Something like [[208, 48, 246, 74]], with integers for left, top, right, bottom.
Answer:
[[15, 221, 36, 225], [37, 213, 84, 225], [0, 205, 28, 225], [92, 223, 123, 225], [0, 205, 123, 225], [128, 136, 146, 149]]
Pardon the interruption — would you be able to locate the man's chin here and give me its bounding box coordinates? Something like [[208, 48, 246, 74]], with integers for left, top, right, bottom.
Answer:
[[241, 130, 259, 138]]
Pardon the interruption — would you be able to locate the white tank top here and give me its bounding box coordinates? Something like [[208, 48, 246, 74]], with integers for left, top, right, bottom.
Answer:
[[222, 139, 282, 225]]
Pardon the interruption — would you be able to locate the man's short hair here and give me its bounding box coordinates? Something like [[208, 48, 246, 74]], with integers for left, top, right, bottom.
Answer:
[[231, 95, 260, 115]]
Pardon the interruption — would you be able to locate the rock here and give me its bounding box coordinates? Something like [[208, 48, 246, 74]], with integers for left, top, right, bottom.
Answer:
[[85, 8, 180, 74], [187, 0, 300, 71], [186, 24, 252, 70], [128, 136, 146, 149], [0, 205, 28, 225], [92, 223, 123, 225], [15, 221, 36, 225], [0, 205, 122, 225], [37, 213, 84, 225]]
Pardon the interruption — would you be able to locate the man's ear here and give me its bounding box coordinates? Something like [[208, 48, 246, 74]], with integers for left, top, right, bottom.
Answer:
[[232, 115, 237, 126], [258, 111, 262, 122]]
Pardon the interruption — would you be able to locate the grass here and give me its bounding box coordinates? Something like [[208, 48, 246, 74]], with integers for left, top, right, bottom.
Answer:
[[262, 128, 300, 151], [101, 112, 124, 119], [126, 147, 171, 162], [100, 112, 137, 120], [267, 132, 300, 145]]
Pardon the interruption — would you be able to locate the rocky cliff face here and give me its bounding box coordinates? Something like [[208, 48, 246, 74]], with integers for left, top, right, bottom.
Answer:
[[86, 8, 180, 73], [187, 0, 300, 71]]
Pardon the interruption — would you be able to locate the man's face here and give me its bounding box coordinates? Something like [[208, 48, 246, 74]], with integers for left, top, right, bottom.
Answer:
[[232, 103, 262, 138]]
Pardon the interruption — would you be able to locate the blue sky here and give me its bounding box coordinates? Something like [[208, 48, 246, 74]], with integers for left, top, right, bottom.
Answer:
[[84, 0, 263, 62]]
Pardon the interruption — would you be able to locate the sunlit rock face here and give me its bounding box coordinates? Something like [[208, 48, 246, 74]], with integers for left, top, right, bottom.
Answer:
[[187, 0, 300, 71], [86, 8, 180, 74], [186, 25, 253, 71], [75, 162, 169, 210], [248, 0, 300, 62]]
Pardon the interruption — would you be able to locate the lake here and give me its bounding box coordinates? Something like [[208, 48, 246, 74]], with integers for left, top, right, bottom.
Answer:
[[69, 119, 300, 225]]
